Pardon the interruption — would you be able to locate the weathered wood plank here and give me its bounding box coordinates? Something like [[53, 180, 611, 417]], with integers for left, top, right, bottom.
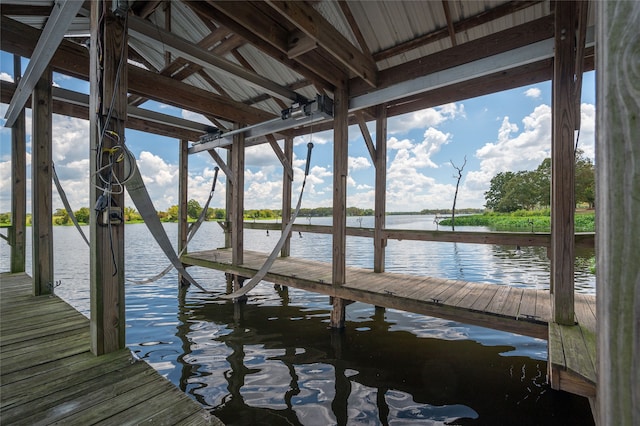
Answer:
[[517, 289, 538, 321], [468, 285, 501, 312], [497, 287, 524, 318], [2, 356, 150, 420], [535, 290, 551, 322], [0, 273, 219, 425], [182, 248, 593, 339]]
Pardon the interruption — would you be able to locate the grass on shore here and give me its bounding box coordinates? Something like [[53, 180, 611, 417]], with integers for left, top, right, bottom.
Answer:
[[438, 210, 595, 232]]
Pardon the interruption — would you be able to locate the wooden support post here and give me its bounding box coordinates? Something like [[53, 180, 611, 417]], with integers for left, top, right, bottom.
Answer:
[[177, 139, 188, 286], [224, 149, 233, 249], [10, 55, 26, 274], [31, 66, 53, 296], [281, 136, 293, 257], [551, 1, 576, 325], [374, 104, 387, 273], [331, 83, 349, 329], [89, 2, 128, 355], [231, 126, 244, 266], [596, 1, 640, 423]]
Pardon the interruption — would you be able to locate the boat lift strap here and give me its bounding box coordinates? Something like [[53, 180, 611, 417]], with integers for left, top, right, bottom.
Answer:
[[124, 148, 210, 293], [221, 143, 313, 301], [128, 167, 219, 285]]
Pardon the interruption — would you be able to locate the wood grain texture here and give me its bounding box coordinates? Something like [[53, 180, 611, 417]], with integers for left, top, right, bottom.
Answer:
[[596, 0, 640, 423], [0, 273, 219, 425]]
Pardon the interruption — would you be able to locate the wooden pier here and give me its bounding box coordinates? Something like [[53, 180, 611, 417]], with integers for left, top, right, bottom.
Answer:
[[0, 272, 221, 426], [182, 248, 596, 398]]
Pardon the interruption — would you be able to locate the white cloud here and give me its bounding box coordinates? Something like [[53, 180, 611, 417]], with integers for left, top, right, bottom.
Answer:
[[0, 72, 14, 82], [463, 102, 595, 207], [388, 102, 464, 135], [524, 87, 542, 99], [387, 137, 413, 151], [348, 156, 371, 171], [577, 103, 596, 161]]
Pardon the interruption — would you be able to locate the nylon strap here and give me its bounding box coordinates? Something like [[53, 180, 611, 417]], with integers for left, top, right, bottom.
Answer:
[[52, 163, 90, 246], [124, 151, 209, 293], [220, 143, 313, 300]]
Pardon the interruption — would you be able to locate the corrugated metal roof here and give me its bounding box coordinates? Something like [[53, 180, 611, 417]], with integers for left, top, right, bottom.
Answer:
[[3, 0, 583, 129]]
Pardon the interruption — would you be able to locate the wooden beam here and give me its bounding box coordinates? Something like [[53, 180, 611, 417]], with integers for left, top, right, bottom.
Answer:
[[0, 15, 276, 125], [187, 0, 338, 90], [4, 0, 83, 127], [128, 15, 301, 102], [231, 126, 245, 266], [31, 66, 53, 296], [281, 136, 293, 257], [551, 1, 577, 325], [89, 3, 127, 355], [373, 0, 541, 62], [206, 149, 234, 186], [355, 112, 376, 163], [374, 104, 387, 273], [352, 15, 555, 97], [573, 0, 589, 130], [266, 135, 294, 181], [178, 139, 188, 285], [2, 81, 207, 142], [10, 55, 27, 274], [287, 29, 318, 58], [266, 0, 377, 87], [596, 1, 640, 423], [337, 1, 371, 56], [441, 1, 457, 46], [331, 82, 349, 329]]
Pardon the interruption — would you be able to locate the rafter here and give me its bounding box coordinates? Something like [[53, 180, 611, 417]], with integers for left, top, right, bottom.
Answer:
[[337, 1, 371, 56], [128, 15, 301, 103], [265, 0, 377, 87], [0, 15, 276, 125], [1, 80, 207, 141], [191, 0, 342, 90], [373, 0, 542, 62], [352, 15, 556, 97], [4, 0, 83, 127], [441, 0, 457, 46]]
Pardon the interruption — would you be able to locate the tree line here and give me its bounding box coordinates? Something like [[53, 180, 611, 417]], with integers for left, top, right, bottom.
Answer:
[[484, 151, 595, 212]]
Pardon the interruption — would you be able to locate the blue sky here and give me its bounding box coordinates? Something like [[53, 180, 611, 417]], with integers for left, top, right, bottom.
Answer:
[[1, 50, 595, 213]]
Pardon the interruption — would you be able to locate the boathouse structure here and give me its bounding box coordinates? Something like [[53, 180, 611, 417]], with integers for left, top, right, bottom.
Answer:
[[1, 1, 638, 424]]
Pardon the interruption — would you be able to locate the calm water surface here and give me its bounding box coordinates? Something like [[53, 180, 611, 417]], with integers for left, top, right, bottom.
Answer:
[[0, 215, 595, 425]]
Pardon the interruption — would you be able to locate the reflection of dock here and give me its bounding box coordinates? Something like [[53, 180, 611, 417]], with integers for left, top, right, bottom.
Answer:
[[0, 272, 220, 425], [182, 248, 596, 398]]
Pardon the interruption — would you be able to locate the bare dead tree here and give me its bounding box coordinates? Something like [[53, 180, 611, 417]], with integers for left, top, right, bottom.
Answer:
[[450, 156, 467, 231]]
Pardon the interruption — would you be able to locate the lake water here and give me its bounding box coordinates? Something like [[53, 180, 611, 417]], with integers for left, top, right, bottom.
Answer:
[[0, 215, 595, 425]]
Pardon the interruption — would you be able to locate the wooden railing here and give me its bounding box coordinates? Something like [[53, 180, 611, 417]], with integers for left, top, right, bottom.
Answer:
[[238, 222, 595, 248]]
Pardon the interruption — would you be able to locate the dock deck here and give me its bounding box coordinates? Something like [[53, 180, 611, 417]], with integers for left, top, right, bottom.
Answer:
[[0, 272, 221, 425], [183, 248, 596, 396]]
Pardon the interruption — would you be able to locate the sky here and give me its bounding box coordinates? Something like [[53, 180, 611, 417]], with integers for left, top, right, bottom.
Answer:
[[0, 50, 596, 214]]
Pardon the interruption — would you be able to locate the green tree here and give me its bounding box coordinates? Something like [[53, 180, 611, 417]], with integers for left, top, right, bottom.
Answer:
[[164, 205, 179, 221], [123, 206, 142, 222], [75, 207, 91, 224], [0, 212, 11, 224], [575, 151, 595, 208], [187, 199, 202, 220], [53, 208, 70, 225], [485, 171, 516, 211]]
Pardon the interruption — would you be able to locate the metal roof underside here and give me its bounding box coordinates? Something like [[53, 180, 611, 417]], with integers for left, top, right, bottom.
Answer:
[[0, 0, 596, 142]]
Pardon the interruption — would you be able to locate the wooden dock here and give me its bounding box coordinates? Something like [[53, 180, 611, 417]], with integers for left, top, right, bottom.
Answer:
[[183, 248, 596, 396], [0, 272, 222, 426]]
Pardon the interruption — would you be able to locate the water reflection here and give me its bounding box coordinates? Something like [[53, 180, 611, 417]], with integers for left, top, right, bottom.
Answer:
[[0, 217, 595, 425], [171, 285, 592, 425]]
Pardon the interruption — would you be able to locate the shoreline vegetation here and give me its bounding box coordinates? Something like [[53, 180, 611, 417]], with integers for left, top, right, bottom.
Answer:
[[438, 210, 595, 232], [0, 208, 595, 232]]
